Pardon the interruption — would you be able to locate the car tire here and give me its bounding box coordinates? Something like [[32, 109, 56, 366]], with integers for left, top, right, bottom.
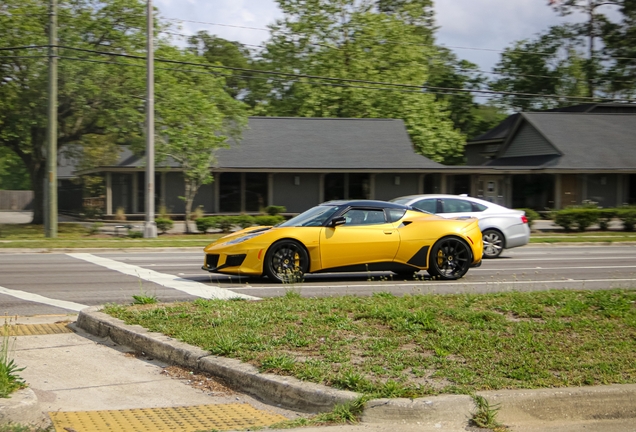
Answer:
[[427, 237, 472, 280], [482, 229, 504, 258], [263, 239, 309, 283]]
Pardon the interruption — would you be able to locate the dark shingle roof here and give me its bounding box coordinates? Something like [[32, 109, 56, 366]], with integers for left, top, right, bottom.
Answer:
[[215, 117, 442, 169], [492, 113, 636, 169]]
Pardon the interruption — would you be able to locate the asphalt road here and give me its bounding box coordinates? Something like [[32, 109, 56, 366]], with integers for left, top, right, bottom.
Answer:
[[1, 244, 636, 316]]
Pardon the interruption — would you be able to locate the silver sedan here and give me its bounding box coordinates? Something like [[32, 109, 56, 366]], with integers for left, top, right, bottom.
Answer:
[[391, 194, 530, 258]]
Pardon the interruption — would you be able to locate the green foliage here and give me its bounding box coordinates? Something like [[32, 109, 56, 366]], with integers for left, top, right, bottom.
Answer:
[[617, 207, 636, 232], [234, 215, 256, 229], [1, 319, 26, 398], [127, 230, 143, 238], [264, 205, 286, 216], [88, 222, 103, 235], [517, 208, 540, 229], [598, 209, 618, 231], [471, 395, 504, 430], [132, 293, 158, 305], [553, 208, 599, 231], [254, 0, 465, 164], [155, 218, 174, 234], [253, 215, 285, 226], [0, 148, 30, 190], [195, 216, 217, 234]]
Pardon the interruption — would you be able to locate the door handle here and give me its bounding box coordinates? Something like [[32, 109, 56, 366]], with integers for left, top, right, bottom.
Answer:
[[384, 231, 393, 235]]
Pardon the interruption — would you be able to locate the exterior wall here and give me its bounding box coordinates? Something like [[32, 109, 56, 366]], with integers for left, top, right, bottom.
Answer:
[[586, 174, 617, 208], [273, 173, 320, 213], [374, 173, 419, 201], [193, 182, 215, 213]]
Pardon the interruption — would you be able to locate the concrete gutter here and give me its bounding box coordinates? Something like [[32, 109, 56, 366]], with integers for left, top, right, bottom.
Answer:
[[73, 307, 636, 427]]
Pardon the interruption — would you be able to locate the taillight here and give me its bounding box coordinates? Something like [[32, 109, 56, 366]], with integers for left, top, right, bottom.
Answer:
[[521, 215, 528, 224]]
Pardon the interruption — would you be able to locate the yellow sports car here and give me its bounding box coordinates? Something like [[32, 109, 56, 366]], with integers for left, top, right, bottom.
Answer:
[[202, 200, 483, 282]]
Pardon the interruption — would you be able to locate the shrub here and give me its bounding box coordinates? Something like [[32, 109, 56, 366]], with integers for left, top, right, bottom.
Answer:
[[82, 205, 104, 220], [88, 221, 103, 235], [617, 207, 636, 232], [235, 215, 256, 229], [155, 217, 174, 234], [195, 216, 216, 233], [216, 216, 234, 233], [517, 208, 539, 229], [253, 215, 285, 226], [264, 205, 286, 216], [191, 205, 205, 221], [553, 208, 599, 231], [597, 209, 618, 231], [127, 229, 143, 238], [1, 319, 26, 398]]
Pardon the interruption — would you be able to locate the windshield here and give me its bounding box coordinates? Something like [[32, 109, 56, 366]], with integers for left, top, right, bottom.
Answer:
[[278, 205, 342, 227]]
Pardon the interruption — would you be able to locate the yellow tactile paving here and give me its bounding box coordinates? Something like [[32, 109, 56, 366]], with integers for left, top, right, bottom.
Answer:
[[49, 403, 288, 432], [0, 322, 73, 336]]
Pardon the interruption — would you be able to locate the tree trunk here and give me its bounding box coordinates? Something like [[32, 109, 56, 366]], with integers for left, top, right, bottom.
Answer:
[[183, 178, 194, 234]]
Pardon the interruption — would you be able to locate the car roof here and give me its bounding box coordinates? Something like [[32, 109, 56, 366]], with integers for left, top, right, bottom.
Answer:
[[392, 194, 504, 208], [321, 199, 413, 210]]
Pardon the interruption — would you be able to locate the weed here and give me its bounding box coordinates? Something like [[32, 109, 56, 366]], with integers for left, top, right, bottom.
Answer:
[[87, 221, 103, 235], [0, 318, 26, 398], [471, 395, 507, 431]]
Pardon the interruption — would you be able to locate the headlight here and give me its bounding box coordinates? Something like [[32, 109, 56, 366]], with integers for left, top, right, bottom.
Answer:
[[225, 231, 265, 245]]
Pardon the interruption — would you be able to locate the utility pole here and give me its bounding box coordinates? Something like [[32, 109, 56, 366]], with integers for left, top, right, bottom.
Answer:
[[45, 0, 58, 238], [144, 0, 157, 238]]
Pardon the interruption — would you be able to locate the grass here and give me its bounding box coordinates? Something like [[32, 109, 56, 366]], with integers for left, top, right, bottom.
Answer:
[[530, 231, 636, 243], [104, 289, 636, 399], [0, 319, 26, 398], [0, 223, 222, 249]]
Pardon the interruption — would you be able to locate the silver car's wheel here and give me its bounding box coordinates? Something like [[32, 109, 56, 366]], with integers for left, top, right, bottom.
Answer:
[[482, 229, 504, 258]]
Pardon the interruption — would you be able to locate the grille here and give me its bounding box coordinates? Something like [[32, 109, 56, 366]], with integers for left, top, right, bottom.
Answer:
[[225, 254, 246, 267], [206, 254, 220, 269]]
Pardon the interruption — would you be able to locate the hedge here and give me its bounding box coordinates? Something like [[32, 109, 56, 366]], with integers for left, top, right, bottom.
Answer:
[[552, 206, 636, 232], [195, 214, 285, 233]]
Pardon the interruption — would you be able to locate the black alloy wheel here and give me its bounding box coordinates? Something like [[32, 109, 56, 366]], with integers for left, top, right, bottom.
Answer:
[[263, 240, 309, 283], [482, 229, 504, 258], [427, 237, 472, 280]]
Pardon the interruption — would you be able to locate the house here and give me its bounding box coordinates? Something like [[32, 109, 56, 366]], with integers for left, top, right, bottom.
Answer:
[[464, 103, 636, 210], [60, 105, 636, 216], [66, 117, 449, 216]]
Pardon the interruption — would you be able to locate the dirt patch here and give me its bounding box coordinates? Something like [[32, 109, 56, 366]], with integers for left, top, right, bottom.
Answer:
[[160, 365, 236, 395]]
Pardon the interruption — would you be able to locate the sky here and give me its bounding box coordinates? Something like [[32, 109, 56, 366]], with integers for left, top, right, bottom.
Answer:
[[152, 0, 607, 73]]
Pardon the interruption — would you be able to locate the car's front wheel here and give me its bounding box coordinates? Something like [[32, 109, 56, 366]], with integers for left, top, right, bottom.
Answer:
[[482, 229, 504, 258], [263, 239, 309, 283], [427, 237, 472, 280]]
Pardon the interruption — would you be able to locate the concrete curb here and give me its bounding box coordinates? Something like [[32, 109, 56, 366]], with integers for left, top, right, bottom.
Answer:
[[0, 387, 47, 426], [74, 306, 636, 427]]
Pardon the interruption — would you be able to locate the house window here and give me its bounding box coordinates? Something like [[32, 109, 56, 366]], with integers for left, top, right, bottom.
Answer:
[[324, 174, 345, 201], [348, 174, 370, 199], [219, 172, 241, 212], [245, 173, 268, 212]]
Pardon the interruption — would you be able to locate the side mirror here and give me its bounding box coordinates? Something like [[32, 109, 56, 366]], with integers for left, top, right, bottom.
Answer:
[[330, 216, 346, 227]]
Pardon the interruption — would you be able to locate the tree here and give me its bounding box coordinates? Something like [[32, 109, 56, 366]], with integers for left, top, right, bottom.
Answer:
[[489, 26, 589, 111], [186, 32, 253, 99], [547, 0, 622, 97], [0, 148, 31, 190], [254, 0, 465, 164], [0, 0, 148, 224], [602, 0, 636, 99], [152, 48, 247, 233]]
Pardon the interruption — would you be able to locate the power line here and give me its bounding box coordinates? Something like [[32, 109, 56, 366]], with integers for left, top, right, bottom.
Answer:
[[56, 45, 627, 102]]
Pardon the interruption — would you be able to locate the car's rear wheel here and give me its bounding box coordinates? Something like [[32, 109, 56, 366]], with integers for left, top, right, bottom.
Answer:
[[263, 239, 309, 283], [482, 229, 504, 258], [427, 237, 472, 280]]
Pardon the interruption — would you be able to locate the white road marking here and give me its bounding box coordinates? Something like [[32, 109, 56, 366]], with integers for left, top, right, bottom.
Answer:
[[473, 265, 636, 271], [0, 285, 88, 311], [68, 253, 259, 300]]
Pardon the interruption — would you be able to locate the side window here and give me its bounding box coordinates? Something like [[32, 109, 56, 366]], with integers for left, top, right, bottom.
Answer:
[[471, 202, 488, 212], [344, 209, 386, 225], [387, 209, 406, 222], [441, 199, 473, 213], [412, 199, 437, 214]]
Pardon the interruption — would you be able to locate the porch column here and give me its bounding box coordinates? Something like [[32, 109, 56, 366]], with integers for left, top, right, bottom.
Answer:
[[554, 174, 562, 210], [105, 172, 113, 216], [268, 173, 274, 206], [132, 172, 138, 213], [581, 175, 588, 203], [439, 174, 448, 194], [617, 174, 625, 206]]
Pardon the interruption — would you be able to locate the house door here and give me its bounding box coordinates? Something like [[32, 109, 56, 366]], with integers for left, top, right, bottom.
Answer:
[[560, 175, 578, 208], [478, 175, 504, 205]]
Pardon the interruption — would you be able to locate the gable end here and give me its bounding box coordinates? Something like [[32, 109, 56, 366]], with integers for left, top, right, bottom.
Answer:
[[501, 122, 560, 158]]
